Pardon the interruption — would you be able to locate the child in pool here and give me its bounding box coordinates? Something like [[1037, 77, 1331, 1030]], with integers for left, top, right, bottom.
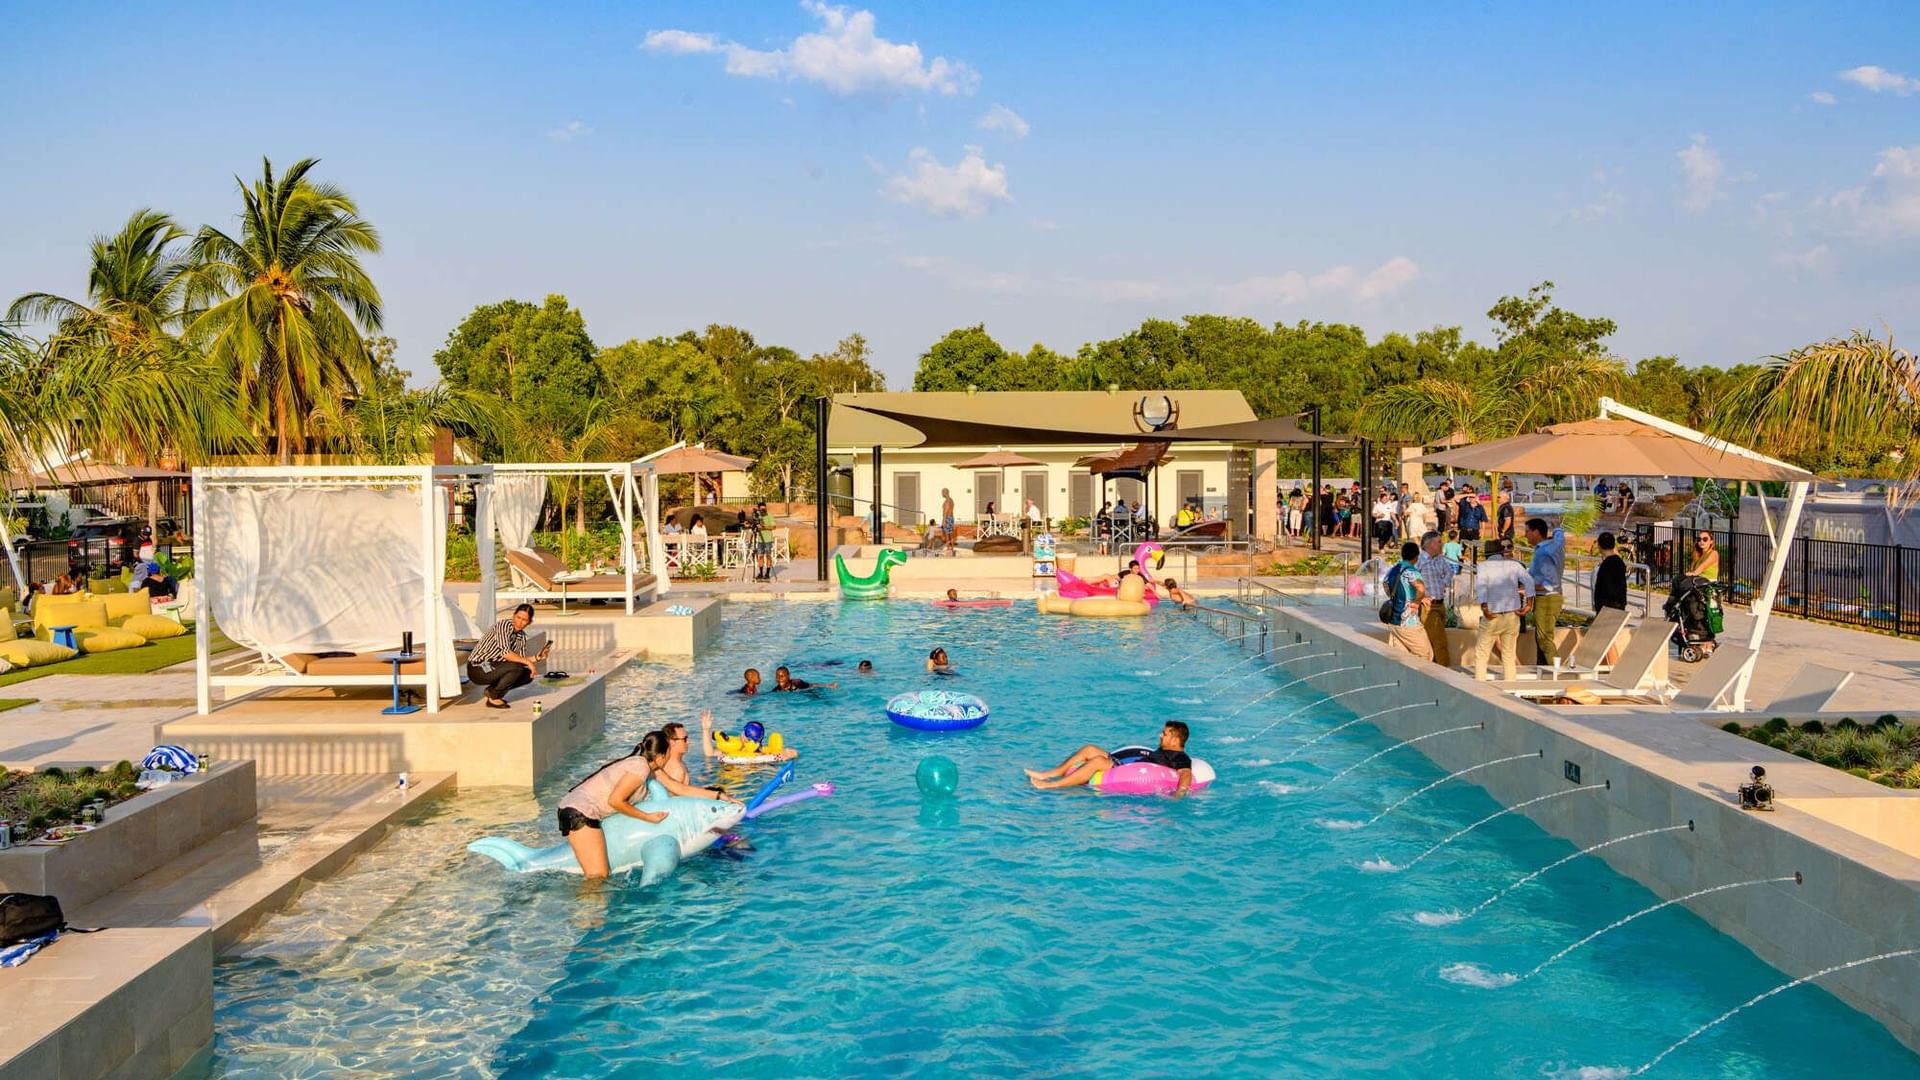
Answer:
[[645, 719, 741, 802], [927, 647, 956, 675], [702, 714, 799, 761]]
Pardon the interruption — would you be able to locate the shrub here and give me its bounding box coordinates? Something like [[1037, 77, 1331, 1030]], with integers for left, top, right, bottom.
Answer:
[[1794, 749, 1816, 760], [1798, 720, 1825, 735], [1720, 721, 1743, 734], [1849, 767, 1872, 779], [110, 760, 136, 780], [1768, 735, 1795, 751], [76, 765, 97, 778], [1743, 729, 1771, 743], [40, 766, 64, 780], [1876, 714, 1902, 729], [1836, 717, 1859, 730], [1818, 754, 1846, 769], [1763, 717, 1790, 734]]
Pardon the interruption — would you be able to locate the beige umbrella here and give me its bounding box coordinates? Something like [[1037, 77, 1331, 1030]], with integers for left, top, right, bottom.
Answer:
[[953, 449, 1043, 519], [644, 444, 756, 506], [1417, 419, 1821, 483]]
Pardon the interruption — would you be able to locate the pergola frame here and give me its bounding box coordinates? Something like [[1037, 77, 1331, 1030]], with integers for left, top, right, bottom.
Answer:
[[1595, 396, 1812, 710], [192, 464, 494, 715], [491, 460, 665, 613]]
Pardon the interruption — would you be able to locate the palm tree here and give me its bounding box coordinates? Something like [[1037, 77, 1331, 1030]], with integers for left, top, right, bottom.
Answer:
[[1355, 348, 1625, 444], [8, 209, 189, 353], [331, 381, 505, 466], [183, 157, 383, 462], [1713, 329, 1915, 483]]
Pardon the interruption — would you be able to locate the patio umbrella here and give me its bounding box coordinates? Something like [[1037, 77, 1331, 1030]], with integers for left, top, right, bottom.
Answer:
[[953, 449, 1043, 518], [1416, 419, 1821, 482], [22, 462, 189, 486], [643, 444, 756, 505]]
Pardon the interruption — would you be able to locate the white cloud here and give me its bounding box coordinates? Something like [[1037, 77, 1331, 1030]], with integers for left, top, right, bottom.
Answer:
[[883, 146, 1010, 217], [896, 254, 1420, 309], [1773, 244, 1834, 277], [1826, 145, 1920, 238], [975, 104, 1030, 139], [644, 3, 976, 97], [1809, 90, 1838, 106], [1677, 134, 1727, 212], [642, 29, 718, 54], [1840, 65, 1920, 95], [547, 120, 592, 143]]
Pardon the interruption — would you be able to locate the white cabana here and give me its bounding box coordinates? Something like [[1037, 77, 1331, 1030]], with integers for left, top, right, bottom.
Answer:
[[491, 461, 666, 614], [192, 464, 494, 714]]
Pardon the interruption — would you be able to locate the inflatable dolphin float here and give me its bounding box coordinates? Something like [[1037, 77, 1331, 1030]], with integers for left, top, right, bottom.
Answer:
[[467, 795, 745, 884]]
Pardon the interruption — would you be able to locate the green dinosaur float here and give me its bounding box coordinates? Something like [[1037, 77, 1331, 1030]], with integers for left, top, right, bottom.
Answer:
[[836, 548, 908, 600]]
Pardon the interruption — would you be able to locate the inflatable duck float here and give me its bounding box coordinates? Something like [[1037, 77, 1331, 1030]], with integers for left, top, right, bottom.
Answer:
[[1038, 573, 1153, 617]]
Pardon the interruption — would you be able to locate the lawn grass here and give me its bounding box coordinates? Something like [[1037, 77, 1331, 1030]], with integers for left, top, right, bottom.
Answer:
[[0, 698, 36, 712], [0, 629, 237, 687]]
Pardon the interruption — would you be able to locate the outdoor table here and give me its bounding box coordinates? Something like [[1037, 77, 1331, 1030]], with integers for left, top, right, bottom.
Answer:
[[373, 650, 421, 715], [551, 569, 593, 616], [154, 602, 185, 625], [49, 624, 78, 651]]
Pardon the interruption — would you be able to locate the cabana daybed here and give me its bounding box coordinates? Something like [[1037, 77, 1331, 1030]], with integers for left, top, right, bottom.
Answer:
[[491, 461, 667, 615]]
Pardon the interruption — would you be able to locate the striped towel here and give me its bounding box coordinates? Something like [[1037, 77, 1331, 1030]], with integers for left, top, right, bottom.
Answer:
[[140, 745, 198, 773], [0, 931, 59, 968]]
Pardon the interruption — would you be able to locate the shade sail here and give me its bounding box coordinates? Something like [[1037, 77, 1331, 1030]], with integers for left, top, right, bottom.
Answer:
[[644, 445, 756, 475], [1416, 419, 1823, 482], [20, 462, 189, 487], [953, 450, 1046, 469], [1147, 416, 1343, 446], [829, 390, 1258, 448], [1078, 441, 1173, 476]]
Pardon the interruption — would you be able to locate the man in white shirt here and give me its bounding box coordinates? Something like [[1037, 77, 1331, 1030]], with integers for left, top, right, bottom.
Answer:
[[1402, 494, 1433, 541], [1371, 491, 1400, 548], [1471, 539, 1535, 681]]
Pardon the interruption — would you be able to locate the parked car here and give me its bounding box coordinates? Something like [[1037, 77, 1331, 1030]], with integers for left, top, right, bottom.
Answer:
[[64, 516, 180, 574]]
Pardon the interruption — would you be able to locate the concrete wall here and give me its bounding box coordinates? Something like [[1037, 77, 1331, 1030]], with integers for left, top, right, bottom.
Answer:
[[1263, 604, 1920, 1053], [0, 928, 212, 1080], [0, 762, 256, 911]]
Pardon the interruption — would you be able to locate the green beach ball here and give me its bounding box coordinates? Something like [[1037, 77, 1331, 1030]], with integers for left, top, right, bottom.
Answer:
[[916, 755, 959, 797]]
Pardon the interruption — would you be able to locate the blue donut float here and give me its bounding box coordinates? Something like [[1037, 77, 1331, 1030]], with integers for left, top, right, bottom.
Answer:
[[886, 690, 989, 732]]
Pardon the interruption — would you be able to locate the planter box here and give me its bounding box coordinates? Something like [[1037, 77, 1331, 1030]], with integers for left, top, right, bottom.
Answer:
[[0, 762, 255, 910]]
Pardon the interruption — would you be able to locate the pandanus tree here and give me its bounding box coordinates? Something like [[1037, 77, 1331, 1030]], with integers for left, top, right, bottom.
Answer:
[[182, 157, 383, 462]]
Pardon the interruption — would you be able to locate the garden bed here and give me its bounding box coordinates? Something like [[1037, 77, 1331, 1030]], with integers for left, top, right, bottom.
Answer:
[[0, 760, 144, 843], [1721, 714, 1919, 788]]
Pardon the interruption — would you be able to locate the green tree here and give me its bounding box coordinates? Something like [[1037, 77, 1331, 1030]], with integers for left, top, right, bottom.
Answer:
[[912, 325, 1008, 391], [182, 158, 383, 462], [434, 296, 602, 457], [8, 209, 190, 356], [1714, 329, 1913, 481]]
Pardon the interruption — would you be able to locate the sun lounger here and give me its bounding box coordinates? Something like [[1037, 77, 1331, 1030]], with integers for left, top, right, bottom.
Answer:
[[1661, 646, 1757, 711], [1499, 607, 1633, 681], [1766, 663, 1854, 715], [502, 546, 656, 606], [1492, 621, 1669, 700]]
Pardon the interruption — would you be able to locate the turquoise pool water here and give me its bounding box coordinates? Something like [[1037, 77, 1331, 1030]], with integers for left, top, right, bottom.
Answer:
[[209, 602, 1920, 1078]]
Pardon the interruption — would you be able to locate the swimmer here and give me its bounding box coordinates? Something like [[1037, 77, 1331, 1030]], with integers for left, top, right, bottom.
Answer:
[[1025, 721, 1195, 796], [1162, 578, 1195, 607], [556, 740, 670, 877], [946, 588, 960, 602], [857, 659, 875, 674], [645, 719, 739, 802], [772, 665, 835, 691], [926, 647, 955, 675], [1092, 560, 1143, 589], [737, 668, 763, 695]]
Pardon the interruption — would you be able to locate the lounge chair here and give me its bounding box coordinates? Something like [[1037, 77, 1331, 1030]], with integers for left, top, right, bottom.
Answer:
[[1492, 621, 1669, 700], [1498, 607, 1633, 680], [501, 546, 656, 608], [1767, 663, 1854, 715]]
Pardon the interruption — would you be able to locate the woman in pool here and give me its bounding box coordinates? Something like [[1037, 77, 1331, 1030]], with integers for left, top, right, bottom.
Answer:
[[556, 738, 669, 877], [927, 647, 955, 675]]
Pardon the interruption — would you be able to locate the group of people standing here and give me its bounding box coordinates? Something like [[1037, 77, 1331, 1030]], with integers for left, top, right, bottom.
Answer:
[[1282, 479, 1512, 552]]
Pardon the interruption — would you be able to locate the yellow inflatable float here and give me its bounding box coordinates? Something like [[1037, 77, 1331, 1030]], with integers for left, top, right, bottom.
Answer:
[[1037, 574, 1153, 617]]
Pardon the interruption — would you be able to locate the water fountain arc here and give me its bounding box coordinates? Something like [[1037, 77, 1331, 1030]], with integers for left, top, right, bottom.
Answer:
[[1518, 873, 1803, 981], [1268, 682, 1399, 727], [1198, 640, 1316, 686], [1396, 782, 1608, 871], [1350, 751, 1544, 829], [1313, 722, 1482, 782], [1274, 703, 1450, 762], [1152, 628, 1261, 675], [1226, 664, 1362, 726], [1420, 822, 1694, 925]]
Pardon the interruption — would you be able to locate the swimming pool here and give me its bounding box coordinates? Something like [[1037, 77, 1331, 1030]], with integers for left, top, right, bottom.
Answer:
[[208, 602, 1919, 1077]]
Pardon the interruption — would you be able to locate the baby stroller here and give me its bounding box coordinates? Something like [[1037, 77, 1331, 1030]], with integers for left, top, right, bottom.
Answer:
[[1662, 574, 1724, 663]]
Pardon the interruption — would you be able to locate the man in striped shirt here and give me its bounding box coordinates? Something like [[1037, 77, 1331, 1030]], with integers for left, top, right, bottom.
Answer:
[[1415, 531, 1456, 666], [469, 603, 551, 709]]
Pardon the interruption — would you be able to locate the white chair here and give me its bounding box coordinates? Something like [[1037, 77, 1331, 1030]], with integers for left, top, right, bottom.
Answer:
[[1506, 607, 1633, 680], [1767, 664, 1854, 715], [1494, 622, 1669, 699], [1664, 646, 1758, 711]]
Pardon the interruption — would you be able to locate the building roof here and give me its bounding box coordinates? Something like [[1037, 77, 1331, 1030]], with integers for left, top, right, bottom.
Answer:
[[828, 390, 1260, 449]]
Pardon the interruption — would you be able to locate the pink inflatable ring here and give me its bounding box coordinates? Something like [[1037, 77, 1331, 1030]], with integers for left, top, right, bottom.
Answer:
[[1092, 757, 1215, 796]]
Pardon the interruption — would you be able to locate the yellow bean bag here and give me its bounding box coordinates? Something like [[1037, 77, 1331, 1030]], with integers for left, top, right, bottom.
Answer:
[[103, 590, 152, 623], [75, 627, 147, 654], [35, 598, 111, 640], [0, 611, 15, 642], [118, 613, 187, 641], [0, 639, 77, 668]]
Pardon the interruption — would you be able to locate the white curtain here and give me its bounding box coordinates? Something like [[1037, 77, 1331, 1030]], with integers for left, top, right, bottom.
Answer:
[[494, 473, 548, 553], [204, 484, 464, 697]]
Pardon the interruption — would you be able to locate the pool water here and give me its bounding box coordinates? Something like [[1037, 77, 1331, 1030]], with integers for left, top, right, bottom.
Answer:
[[209, 602, 1920, 1078]]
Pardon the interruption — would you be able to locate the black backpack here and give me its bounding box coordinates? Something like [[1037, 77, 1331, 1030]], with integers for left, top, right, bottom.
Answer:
[[1378, 564, 1406, 624], [0, 893, 98, 946]]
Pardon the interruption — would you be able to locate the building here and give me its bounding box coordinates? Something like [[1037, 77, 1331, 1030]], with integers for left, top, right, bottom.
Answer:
[[825, 389, 1285, 537]]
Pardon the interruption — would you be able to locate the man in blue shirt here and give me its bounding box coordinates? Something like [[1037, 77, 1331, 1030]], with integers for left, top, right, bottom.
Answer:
[[1524, 517, 1567, 665], [1385, 541, 1432, 661]]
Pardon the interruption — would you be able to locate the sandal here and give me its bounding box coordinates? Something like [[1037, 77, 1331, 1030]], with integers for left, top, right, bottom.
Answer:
[[484, 698, 510, 709]]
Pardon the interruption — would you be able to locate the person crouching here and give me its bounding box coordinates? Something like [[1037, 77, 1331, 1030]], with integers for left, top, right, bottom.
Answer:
[[468, 603, 552, 709]]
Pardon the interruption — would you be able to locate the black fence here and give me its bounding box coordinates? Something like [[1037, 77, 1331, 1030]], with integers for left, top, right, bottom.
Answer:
[[1636, 519, 1920, 637]]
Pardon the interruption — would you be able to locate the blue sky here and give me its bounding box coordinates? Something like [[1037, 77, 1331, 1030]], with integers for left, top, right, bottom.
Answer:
[[3, 1, 1916, 385]]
